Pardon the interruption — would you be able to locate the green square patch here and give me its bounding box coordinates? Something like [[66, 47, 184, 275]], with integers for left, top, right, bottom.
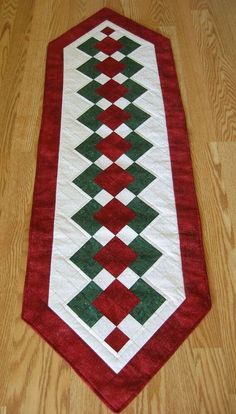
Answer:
[[73, 164, 102, 198], [130, 279, 165, 324], [71, 200, 102, 235], [75, 133, 102, 162], [77, 57, 100, 79], [119, 36, 141, 55], [77, 80, 101, 103], [121, 57, 143, 77], [129, 236, 162, 276], [125, 104, 150, 130], [123, 79, 146, 102], [77, 105, 102, 131], [70, 238, 103, 278], [126, 163, 156, 195], [67, 282, 103, 327], [128, 197, 158, 233], [125, 132, 152, 161], [77, 38, 99, 56]]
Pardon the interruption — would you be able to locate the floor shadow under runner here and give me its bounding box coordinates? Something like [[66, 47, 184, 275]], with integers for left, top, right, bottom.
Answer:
[[22, 8, 211, 412]]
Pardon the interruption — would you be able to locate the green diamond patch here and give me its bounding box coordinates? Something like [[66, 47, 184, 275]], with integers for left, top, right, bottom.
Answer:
[[77, 57, 100, 79], [73, 164, 102, 197], [121, 57, 143, 77], [77, 38, 99, 56], [75, 133, 102, 162], [126, 163, 156, 195], [123, 79, 146, 102], [125, 103, 150, 130], [77, 105, 102, 131], [128, 197, 158, 233], [130, 279, 166, 324], [70, 238, 103, 278], [119, 36, 141, 55], [125, 132, 153, 161], [68, 282, 103, 327], [71, 199, 102, 235], [129, 236, 162, 276], [77, 80, 101, 103]]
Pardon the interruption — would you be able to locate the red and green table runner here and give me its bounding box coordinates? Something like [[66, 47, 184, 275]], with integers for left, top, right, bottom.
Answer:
[[22, 8, 211, 412]]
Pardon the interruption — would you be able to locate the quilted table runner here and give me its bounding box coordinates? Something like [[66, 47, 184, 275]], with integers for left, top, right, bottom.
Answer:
[[22, 8, 211, 412]]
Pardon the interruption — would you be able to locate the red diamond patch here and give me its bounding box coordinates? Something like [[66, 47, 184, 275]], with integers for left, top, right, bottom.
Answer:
[[94, 237, 137, 276], [94, 199, 136, 234], [96, 79, 128, 103], [96, 57, 125, 78], [105, 327, 129, 351], [95, 37, 122, 55], [92, 280, 140, 324], [96, 132, 132, 161], [101, 27, 114, 36], [94, 163, 134, 196], [97, 105, 131, 130]]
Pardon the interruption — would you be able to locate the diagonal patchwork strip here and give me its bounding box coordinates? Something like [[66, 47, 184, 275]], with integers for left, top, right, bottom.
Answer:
[[22, 9, 211, 413], [69, 34, 163, 337]]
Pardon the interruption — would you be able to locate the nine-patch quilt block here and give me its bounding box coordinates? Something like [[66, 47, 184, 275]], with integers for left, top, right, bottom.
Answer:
[[22, 8, 211, 412]]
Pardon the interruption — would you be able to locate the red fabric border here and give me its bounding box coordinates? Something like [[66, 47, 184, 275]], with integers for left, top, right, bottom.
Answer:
[[22, 8, 211, 412]]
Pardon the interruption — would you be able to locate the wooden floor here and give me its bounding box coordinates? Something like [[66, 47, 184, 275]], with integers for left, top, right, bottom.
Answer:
[[0, 0, 236, 413]]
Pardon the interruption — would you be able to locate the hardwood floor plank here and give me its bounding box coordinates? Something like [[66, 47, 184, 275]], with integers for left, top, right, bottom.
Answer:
[[191, 5, 236, 140], [194, 348, 229, 413], [0, 0, 35, 154], [0, 0, 19, 88]]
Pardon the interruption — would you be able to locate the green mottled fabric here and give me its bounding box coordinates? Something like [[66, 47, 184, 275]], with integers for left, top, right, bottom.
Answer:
[[119, 36, 140, 55], [123, 79, 146, 102], [77, 80, 101, 103], [70, 238, 103, 278], [68, 282, 103, 327], [125, 103, 150, 130], [77, 57, 100, 79], [71, 200, 102, 235], [128, 197, 158, 233], [77, 38, 99, 56], [75, 133, 102, 162], [129, 236, 162, 276], [125, 132, 152, 161], [121, 57, 143, 77], [73, 164, 102, 197], [126, 163, 156, 195], [77, 106, 102, 131], [130, 279, 165, 324]]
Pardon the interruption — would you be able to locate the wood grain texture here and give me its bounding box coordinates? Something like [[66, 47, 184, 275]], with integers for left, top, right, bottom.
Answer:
[[0, 0, 235, 413]]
